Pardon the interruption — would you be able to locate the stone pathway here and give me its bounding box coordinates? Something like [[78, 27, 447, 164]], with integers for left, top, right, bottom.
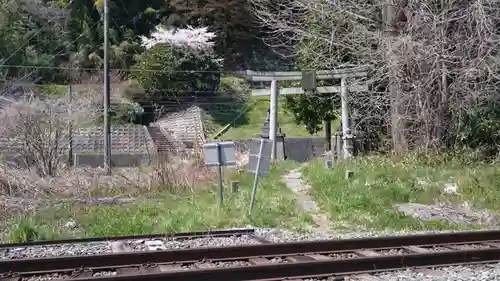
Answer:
[[282, 164, 331, 232]]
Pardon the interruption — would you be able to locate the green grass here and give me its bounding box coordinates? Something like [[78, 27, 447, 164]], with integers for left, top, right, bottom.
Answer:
[[302, 153, 499, 232], [2, 161, 313, 242], [205, 76, 315, 140], [221, 96, 316, 139]]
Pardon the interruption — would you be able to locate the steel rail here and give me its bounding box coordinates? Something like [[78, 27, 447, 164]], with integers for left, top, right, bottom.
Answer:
[[0, 228, 256, 249], [11, 247, 500, 281], [2, 229, 500, 273]]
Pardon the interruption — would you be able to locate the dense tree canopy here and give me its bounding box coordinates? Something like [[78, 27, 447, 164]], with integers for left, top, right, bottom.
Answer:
[[1, 0, 273, 83], [0, 0, 71, 83]]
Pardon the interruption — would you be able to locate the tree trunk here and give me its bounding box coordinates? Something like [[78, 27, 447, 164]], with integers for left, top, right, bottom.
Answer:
[[383, 0, 407, 152]]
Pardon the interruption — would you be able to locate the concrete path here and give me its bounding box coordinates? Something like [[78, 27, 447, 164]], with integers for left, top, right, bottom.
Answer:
[[282, 164, 331, 232]]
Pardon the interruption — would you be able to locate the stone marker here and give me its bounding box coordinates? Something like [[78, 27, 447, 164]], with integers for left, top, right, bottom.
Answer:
[[345, 170, 354, 180], [230, 180, 240, 193]]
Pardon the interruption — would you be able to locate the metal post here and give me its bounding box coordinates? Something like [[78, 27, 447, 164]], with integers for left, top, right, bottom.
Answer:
[[340, 78, 351, 159], [103, 0, 111, 174], [270, 80, 278, 160], [68, 85, 73, 166], [249, 138, 265, 213], [216, 143, 224, 206]]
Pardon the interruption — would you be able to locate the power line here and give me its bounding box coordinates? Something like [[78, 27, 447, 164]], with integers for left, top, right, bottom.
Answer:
[[0, 64, 252, 74]]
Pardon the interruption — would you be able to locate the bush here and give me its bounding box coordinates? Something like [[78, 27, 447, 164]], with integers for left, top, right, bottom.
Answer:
[[456, 101, 500, 158], [130, 26, 222, 105], [0, 97, 99, 177], [132, 42, 221, 97]]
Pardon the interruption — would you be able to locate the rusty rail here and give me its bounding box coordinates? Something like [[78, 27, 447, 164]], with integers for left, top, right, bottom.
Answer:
[[55, 247, 500, 281]]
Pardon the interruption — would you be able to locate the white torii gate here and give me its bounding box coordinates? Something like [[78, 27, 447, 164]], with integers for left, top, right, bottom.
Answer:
[[244, 66, 369, 159]]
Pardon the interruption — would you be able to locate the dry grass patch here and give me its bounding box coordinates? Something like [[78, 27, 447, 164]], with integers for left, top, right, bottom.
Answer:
[[2, 161, 313, 242]]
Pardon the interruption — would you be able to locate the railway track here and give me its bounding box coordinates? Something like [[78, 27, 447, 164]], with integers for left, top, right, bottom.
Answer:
[[2, 230, 500, 281]]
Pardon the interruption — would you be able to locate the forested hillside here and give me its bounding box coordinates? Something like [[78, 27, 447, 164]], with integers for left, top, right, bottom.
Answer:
[[0, 0, 276, 80], [2, 0, 500, 156]]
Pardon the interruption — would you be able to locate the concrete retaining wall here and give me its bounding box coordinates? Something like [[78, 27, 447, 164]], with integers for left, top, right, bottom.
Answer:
[[229, 137, 326, 163], [73, 153, 153, 168]]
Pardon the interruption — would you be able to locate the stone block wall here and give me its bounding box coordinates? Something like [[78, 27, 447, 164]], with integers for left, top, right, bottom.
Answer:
[[73, 153, 153, 168]]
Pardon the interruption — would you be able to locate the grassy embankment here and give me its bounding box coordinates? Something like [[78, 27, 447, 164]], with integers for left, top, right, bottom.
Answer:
[[207, 76, 316, 140], [302, 152, 500, 232]]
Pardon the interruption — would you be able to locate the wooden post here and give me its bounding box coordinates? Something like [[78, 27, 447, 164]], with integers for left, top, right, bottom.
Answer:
[[324, 120, 332, 151], [67, 85, 73, 166]]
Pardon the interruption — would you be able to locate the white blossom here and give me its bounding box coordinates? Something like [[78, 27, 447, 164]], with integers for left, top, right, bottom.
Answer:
[[140, 26, 216, 52]]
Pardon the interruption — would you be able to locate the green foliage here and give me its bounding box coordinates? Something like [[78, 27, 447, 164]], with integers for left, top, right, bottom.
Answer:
[[284, 93, 339, 134], [0, 0, 71, 83], [281, 10, 344, 134], [113, 100, 145, 123], [39, 84, 67, 97], [131, 42, 221, 101], [218, 76, 250, 96], [6, 217, 48, 243], [284, 50, 338, 133], [456, 101, 500, 157], [64, 0, 159, 70]]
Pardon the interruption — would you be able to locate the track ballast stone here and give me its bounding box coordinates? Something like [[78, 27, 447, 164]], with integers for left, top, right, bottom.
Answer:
[[0, 242, 110, 260], [0, 234, 260, 259], [372, 263, 500, 281]]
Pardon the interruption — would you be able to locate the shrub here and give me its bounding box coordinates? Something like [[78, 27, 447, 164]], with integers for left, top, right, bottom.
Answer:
[[131, 26, 222, 103]]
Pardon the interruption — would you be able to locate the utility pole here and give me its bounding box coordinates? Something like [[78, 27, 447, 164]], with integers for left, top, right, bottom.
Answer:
[[68, 85, 73, 166], [269, 80, 278, 160], [103, 0, 111, 174]]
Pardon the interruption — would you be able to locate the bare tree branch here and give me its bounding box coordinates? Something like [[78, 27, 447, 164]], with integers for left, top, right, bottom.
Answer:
[[251, 0, 500, 150], [0, 94, 100, 177]]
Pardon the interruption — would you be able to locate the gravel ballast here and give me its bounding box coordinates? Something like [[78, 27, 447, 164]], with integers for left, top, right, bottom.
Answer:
[[0, 234, 262, 259], [0, 242, 110, 260], [300, 263, 500, 281], [370, 263, 500, 281], [129, 234, 260, 251]]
